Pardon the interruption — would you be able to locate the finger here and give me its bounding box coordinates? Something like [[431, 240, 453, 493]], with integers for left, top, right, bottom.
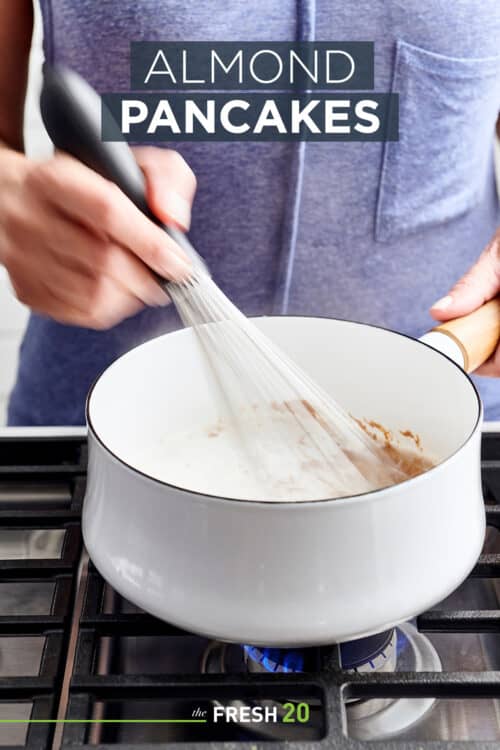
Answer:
[[44, 272, 146, 330], [8, 244, 148, 329], [133, 146, 197, 231], [430, 233, 500, 322], [475, 347, 500, 376], [93, 243, 171, 307], [8, 272, 115, 329], [22, 207, 170, 307], [44, 271, 145, 330], [26, 154, 192, 281]]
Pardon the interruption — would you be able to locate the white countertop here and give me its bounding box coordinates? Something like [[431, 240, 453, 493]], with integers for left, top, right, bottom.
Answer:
[[0, 426, 87, 437], [0, 423, 499, 438]]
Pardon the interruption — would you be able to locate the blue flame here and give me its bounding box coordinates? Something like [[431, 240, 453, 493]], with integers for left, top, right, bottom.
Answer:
[[244, 645, 305, 673]]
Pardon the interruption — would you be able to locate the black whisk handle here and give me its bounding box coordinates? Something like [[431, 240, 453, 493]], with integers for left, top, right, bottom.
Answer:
[[39, 63, 207, 279], [40, 64, 161, 224]]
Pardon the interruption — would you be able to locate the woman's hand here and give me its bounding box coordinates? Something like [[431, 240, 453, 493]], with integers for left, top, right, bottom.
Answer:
[[430, 228, 500, 375], [0, 145, 196, 329]]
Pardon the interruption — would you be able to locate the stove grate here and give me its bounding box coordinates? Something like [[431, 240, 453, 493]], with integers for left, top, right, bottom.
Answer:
[[0, 435, 499, 749], [0, 436, 86, 750]]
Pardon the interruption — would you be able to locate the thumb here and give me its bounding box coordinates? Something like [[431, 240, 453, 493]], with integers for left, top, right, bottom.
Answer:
[[430, 234, 500, 322], [132, 146, 197, 232]]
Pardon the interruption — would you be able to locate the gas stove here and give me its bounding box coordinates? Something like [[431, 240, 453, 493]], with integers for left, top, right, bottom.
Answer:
[[0, 428, 499, 749]]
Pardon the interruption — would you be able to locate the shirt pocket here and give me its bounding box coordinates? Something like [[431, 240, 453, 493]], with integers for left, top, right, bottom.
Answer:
[[375, 40, 500, 243]]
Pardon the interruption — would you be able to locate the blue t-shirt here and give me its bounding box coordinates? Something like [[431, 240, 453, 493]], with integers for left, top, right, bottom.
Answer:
[[8, 0, 500, 424]]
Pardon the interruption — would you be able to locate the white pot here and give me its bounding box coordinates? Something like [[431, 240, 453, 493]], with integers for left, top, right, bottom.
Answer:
[[83, 312, 491, 646]]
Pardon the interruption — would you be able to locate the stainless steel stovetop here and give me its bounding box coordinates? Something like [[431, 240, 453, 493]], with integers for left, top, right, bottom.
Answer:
[[0, 427, 499, 750]]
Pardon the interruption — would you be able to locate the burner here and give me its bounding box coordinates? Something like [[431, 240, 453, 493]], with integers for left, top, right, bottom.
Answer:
[[244, 628, 396, 674], [243, 645, 309, 673], [346, 623, 441, 738], [201, 622, 441, 740]]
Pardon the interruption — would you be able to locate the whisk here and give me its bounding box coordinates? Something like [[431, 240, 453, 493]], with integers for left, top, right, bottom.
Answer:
[[167, 267, 407, 499], [40, 64, 407, 500]]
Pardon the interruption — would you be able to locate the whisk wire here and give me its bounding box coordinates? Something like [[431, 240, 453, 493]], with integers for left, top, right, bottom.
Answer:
[[167, 267, 406, 500]]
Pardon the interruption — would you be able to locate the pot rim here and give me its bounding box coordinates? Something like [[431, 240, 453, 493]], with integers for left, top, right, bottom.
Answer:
[[86, 314, 482, 507]]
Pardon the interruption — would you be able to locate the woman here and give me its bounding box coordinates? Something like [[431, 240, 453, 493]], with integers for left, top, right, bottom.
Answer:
[[1, 0, 500, 424]]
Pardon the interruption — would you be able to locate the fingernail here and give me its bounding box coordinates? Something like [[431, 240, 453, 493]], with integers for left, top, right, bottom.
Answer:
[[431, 295, 453, 311], [152, 285, 171, 306], [167, 253, 192, 283], [161, 189, 192, 231]]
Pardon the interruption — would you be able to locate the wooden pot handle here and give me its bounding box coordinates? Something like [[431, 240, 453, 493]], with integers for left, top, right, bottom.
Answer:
[[431, 297, 500, 372]]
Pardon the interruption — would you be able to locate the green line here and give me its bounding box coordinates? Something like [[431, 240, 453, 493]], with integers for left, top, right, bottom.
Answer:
[[0, 719, 207, 724]]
